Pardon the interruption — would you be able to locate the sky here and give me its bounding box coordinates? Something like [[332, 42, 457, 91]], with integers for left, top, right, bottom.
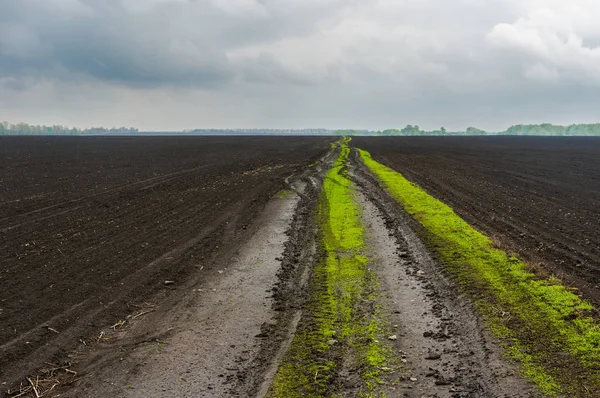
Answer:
[[1, 0, 600, 131]]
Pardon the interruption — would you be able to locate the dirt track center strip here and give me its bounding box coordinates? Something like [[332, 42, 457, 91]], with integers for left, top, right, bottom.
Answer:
[[267, 139, 395, 397], [358, 148, 600, 396]]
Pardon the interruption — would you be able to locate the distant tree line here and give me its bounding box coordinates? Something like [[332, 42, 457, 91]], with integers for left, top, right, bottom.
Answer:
[[189, 128, 333, 136], [502, 123, 600, 136], [372, 123, 600, 136], [0, 121, 138, 136], [190, 124, 600, 136], [359, 126, 481, 136], [3, 121, 600, 136]]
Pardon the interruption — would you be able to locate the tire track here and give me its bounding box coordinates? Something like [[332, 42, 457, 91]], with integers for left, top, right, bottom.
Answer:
[[349, 153, 535, 397]]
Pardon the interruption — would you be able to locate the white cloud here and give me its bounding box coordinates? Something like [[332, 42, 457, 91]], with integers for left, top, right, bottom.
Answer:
[[523, 63, 559, 81], [488, 1, 600, 83]]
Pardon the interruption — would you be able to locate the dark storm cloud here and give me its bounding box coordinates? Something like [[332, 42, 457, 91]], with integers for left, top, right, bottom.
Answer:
[[1, 1, 228, 87], [0, 0, 349, 88]]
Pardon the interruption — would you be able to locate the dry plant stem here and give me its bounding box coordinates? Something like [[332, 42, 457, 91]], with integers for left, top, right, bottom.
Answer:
[[131, 309, 156, 319], [10, 387, 33, 398], [26, 377, 40, 398]]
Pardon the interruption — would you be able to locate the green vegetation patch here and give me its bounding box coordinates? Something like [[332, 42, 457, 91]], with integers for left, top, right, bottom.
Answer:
[[358, 149, 600, 396], [278, 190, 294, 199], [268, 142, 393, 398]]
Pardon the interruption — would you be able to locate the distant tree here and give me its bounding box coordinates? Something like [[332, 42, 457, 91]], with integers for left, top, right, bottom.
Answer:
[[401, 125, 422, 136], [334, 129, 362, 136], [504, 124, 567, 136], [381, 129, 401, 136], [466, 127, 487, 136], [566, 123, 600, 136]]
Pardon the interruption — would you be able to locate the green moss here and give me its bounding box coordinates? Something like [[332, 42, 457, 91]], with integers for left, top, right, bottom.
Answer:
[[358, 148, 600, 396], [278, 190, 293, 199], [268, 141, 394, 397]]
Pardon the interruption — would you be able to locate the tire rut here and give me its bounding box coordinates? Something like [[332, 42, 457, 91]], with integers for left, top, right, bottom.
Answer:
[[348, 149, 538, 398]]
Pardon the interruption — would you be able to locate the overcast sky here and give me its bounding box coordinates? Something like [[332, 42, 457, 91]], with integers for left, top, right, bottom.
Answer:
[[1, 0, 599, 131]]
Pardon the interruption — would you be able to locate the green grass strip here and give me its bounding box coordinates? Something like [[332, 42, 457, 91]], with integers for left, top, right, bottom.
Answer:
[[358, 148, 600, 396], [267, 141, 392, 398]]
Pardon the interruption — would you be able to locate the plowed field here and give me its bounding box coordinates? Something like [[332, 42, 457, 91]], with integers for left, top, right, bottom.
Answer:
[[353, 136, 600, 306], [0, 136, 333, 391]]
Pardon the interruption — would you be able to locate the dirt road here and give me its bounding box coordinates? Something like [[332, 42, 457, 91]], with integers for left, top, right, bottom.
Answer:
[[3, 137, 599, 397], [351, 164, 533, 397]]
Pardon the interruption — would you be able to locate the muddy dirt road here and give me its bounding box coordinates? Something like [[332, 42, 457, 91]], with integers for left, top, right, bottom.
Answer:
[[3, 137, 598, 397], [350, 164, 533, 398], [53, 143, 532, 398]]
